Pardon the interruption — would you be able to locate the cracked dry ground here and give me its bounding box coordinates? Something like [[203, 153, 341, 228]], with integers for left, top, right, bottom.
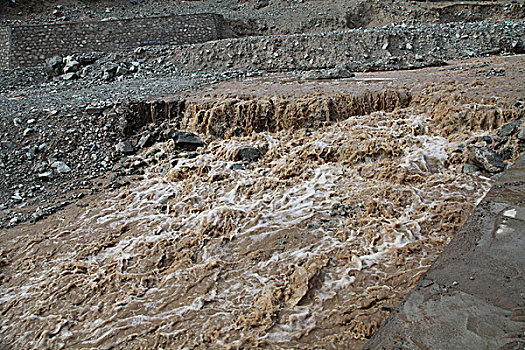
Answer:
[[1, 55, 524, 349]]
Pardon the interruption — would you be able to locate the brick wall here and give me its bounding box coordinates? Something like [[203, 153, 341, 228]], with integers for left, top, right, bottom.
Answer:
[[6, 13, 225, 68], [0, 26, 10, 70]]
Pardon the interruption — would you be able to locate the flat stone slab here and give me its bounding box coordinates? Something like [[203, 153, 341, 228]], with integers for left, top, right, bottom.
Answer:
[[365, 155, 525, 350]]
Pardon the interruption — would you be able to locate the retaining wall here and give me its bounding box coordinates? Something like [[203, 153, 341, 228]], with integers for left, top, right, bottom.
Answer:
[[0, 26, 9, 70], [166, 21, 525, 73], [4, 13, 225, 68]]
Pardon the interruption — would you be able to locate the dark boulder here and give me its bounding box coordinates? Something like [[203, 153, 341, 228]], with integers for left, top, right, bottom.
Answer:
[[468, 146, 505, 173], [234, 146, 261, 163]]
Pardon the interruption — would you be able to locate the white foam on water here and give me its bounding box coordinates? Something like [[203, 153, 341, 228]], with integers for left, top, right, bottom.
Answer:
[[0, 110, 496, 348]]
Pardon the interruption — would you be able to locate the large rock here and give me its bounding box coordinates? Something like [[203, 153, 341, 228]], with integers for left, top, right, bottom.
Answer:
[[45, 56, 64, 77], [303, 62, 356, 80], [468, 146, 505, 173], [172, 132, 204, 150]]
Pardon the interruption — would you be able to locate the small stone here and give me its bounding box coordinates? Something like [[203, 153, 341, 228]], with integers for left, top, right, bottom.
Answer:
[[452, 281, 459, 286], [517, 128, 525, 141], [231, 163, 244, 170], [78, 52, 102, 65], [254, 0, 269, 9], [462, 163, 481, 174], [482, 135, 493, 144], [234, 146, 261, 163], [102, 71, 114, 81], [158, 195, 172, 205], [62, 72, 77, 81], [85, 105, 104, 115], [498, 120, 522, 137], [115, 141, 134, 154], [51, 161, 71, 174], [45, 55, 64, 76], [31, 212, 43, 222], [63, 56, 80, 73], [137, 134, 152, 149], [38, 171, 54, 180], [116, 66, 129, 76]]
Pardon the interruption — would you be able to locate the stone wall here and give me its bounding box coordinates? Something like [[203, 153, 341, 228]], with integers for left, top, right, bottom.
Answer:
[[0, 26, 10, 70], [7, 13, 225, 68], [166, 21, 525, 73]]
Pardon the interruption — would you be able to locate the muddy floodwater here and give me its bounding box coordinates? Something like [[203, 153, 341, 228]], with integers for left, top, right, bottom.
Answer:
[[1, 57, 524, 349], [0, 111, 493, 349]]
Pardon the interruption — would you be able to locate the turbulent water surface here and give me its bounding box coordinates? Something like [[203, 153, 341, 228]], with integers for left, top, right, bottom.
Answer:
[[0, 105, 497, 349]]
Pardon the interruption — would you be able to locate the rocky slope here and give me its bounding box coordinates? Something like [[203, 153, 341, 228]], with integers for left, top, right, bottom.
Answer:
[[1, 0, 524, 36]]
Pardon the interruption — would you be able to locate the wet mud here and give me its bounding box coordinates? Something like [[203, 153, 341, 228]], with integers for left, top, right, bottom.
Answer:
[[1, 56, 524, 349]]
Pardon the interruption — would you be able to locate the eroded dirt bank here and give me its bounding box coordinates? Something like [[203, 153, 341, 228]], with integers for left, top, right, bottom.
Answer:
[[0, 56, 524, 349]]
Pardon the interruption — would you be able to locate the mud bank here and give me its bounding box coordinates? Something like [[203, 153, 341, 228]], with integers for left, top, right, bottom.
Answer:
[[123, 88, 410, 139]]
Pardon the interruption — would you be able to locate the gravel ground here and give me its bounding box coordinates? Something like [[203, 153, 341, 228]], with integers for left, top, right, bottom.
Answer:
[[2, 0, 524, 36]]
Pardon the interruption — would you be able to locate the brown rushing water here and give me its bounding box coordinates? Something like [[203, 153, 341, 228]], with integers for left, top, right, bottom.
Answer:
[[0, 109, 493, 349], [1, 56, 524, 349]]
